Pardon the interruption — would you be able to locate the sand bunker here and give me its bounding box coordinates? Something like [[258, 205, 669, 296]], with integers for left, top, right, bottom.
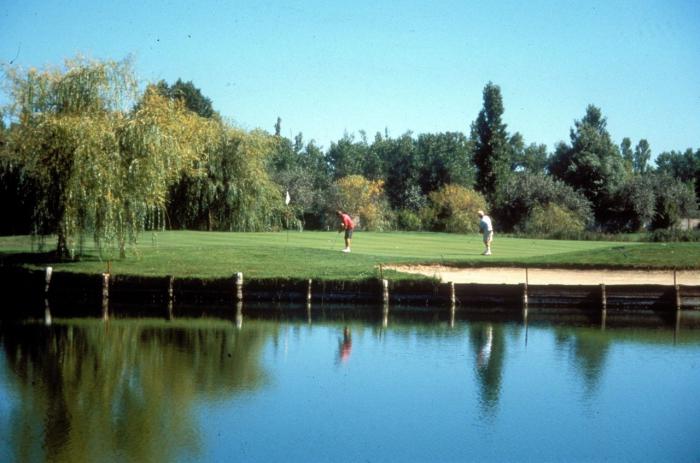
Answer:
[[385, 265, 700, 286]]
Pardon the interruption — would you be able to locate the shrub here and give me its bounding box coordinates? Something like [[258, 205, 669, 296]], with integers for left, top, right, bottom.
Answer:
[[332, 175, 392, 231], [422, 184, 487, 233], [492, 172, 593, 232], [520, 203, 586, 237], [395, 209, 423, 231], [647, 228, 700, 242]]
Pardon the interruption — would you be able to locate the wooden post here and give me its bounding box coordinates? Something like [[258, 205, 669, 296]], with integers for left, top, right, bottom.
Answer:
[[600, 283, 607, 311], [522, 282, 529, 310], [382, 279, 389, 328], [44, 298, 52, 326], [449, 282, 456, 328], [306, 279, 313, 324], [382, 279, 389, 305], [601, 307, 607, 330], [102, 273, 110, 321], [235, 272, 243, 301], [167, 275, 174, 319], [674, 269, 680, 310], [44, 266, 53, 294], [235, 301, 243, 329]]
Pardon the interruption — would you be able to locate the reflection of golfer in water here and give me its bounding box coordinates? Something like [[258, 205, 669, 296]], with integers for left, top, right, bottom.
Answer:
[[470, 323, 504, 416], [477, 325, 493, 368], [338, 327, 352, 363]]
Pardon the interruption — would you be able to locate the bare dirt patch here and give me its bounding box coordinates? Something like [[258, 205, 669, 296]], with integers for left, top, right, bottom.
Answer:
[[385, 265, 700, 285]]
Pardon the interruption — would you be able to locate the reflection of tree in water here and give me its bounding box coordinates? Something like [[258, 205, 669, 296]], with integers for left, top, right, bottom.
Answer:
[[0, 320, 273, 463], [468, 323, 506, 416], [554, 329, 610, 397]]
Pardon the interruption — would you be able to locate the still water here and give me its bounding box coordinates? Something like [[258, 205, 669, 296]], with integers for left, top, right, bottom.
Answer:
[[0, 312, 699, 463]]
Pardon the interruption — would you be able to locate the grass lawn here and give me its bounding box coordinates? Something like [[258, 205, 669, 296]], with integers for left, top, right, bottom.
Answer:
[[0, 231, 698, 281]]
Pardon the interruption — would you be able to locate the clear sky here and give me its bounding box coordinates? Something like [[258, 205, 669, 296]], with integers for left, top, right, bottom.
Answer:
[[1, 0, 699, 157]]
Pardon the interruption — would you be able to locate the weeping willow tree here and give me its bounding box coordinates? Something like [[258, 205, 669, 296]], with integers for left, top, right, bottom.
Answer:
[[2, 56, 216, 258], [168, 125, 284, 232]]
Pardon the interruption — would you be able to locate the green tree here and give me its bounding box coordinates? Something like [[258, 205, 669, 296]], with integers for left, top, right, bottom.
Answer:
[[548, 105, 626, 226], [2, 57, 215, 258], [185, 127, 283, 232], [650, 174, 698, 229], [620, 137, 634, 175], [268, 136, 332, 230], [655, 148, 697, 183], [607, 175, 655, 232], [492, 172, 592, 232], [633, 139, 651, 175], [154, 78, 215, 119], [380, 132, 424, 211], [327, 132, 368, 179], [470, 82, 512, 199], [416, 132, 475, 194], [510, 132, 548, 174]]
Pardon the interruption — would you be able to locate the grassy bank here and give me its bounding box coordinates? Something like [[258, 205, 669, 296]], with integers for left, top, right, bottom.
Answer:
[[1, 231, 699, 281]]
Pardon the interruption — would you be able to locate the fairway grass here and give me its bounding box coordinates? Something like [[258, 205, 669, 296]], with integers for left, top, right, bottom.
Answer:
[[1, 231, 698, 281]]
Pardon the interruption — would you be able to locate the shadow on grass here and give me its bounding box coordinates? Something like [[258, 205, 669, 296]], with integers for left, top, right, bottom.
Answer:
[[0, 250, 101, 267]]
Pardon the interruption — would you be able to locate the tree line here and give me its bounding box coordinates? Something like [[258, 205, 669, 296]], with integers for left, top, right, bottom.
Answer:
[[1, 57, 698, 258]]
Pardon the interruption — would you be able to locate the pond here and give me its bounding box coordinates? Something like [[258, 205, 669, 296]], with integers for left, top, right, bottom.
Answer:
[[1, 310, 699, 462]]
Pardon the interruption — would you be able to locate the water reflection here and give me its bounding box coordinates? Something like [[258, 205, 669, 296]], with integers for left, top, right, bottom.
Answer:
[[0, 320, 273, 463], [1, 314, 698, 462], [554, 328, 611, 397], [338, 326, 352, 364], [469, 323, 506, 416]]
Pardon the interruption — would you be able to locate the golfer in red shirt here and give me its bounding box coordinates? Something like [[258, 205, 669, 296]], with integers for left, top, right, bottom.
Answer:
[[336, 210, 355, 253]]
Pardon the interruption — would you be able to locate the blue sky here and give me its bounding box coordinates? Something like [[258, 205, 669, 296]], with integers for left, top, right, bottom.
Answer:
[[1, 0, 698, 157]]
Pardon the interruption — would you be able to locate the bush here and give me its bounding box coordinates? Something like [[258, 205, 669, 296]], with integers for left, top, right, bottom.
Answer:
[[650, 175, 698, 230], [421, 184, 487, 233], [332, 175, 392, 231], [605, 175, 655, 232], [520, 203, 586, 237], [647, 228, 700, 242], [395, 209, 423, 231], [492, 172, 593, 232]]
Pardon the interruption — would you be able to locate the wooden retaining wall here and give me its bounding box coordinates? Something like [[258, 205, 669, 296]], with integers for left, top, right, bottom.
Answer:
[[1, 267, 699, 320]]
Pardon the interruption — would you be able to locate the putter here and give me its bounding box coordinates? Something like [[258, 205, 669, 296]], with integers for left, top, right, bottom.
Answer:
[[329, 231, 341, 250]]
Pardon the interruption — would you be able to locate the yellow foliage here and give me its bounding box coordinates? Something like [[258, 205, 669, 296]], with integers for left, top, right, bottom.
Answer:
[[424, 184, 488, 233], [334, 175, 390, 230]]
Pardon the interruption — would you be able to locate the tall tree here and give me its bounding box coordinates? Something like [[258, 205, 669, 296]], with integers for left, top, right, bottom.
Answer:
[[510, 132, 548, 174], [327, 132, 368, 179], [548, 105, 626, 225], [380, 132, 423, 211], [655, 148, 697, 183], [416, 132, 475, 194], [470, 82, 512, 199], [620, 137, 633, 174], [633, 139, 651, 175], [154, 79, 215, 118]]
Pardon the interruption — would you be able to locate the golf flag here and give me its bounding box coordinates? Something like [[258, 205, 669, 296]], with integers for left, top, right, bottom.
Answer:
[[285, 190, 290, 205]]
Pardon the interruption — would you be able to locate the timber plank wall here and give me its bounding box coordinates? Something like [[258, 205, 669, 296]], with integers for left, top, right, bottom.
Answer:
[[1, 267, 699, 320]]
